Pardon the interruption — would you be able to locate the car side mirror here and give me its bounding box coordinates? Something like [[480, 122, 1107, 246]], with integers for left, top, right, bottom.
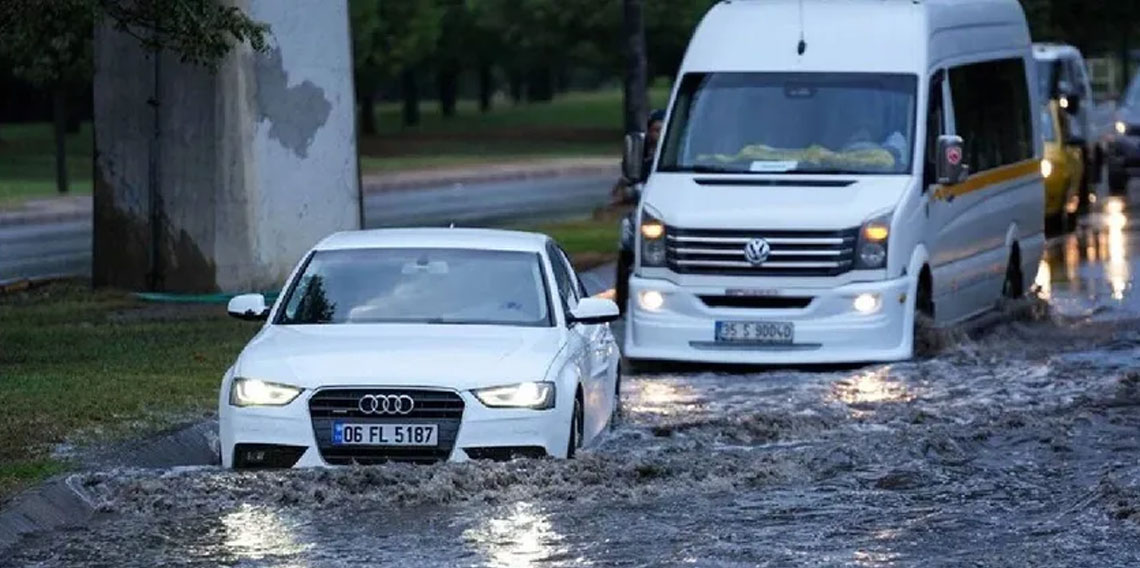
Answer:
[[228, 293, 269, 321], [623, 132, 646, 182], [936, 135, 969, 185], [568, 297, 621, 325]]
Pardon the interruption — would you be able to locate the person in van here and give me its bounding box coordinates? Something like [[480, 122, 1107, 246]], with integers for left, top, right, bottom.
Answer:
[[612, 109, 666, 204], [612, 109, 667, 313]]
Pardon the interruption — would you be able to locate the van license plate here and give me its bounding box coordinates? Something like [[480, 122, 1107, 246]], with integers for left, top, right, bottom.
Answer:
[[715, 321, 794, 344]]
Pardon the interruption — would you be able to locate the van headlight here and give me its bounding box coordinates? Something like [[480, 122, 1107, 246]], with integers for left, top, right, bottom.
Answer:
[[230, 378, 303, 407], [639, 209, 667, 267], [855, 213, 891, 270], [473, 382, 556, 409]]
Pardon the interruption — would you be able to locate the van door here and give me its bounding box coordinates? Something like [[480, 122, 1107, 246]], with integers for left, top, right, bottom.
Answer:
[[930, 58, 1038, 324]]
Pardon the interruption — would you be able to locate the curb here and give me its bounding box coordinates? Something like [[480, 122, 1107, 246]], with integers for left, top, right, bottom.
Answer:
[[0, 208, 91, 227], [363, 162, 619, 193], [0, 420, 220, 557]]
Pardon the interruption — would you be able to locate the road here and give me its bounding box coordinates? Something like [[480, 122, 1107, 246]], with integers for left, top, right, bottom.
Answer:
[[0, 173, 616, 285], [4, 196, 1140, 567]]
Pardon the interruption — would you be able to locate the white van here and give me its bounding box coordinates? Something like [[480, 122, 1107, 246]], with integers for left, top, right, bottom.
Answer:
[[622, 0, 1044, 365]]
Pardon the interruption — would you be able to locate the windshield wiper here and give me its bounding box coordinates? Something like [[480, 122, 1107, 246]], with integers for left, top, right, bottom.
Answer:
[[683, 164, 750, 174]]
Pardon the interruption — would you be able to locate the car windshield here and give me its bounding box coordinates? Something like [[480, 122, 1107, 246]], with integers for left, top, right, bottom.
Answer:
[[1041, 104, 1056, 142], [658, 72, 917, 175], [1125, 73, 1140, 107], [276, 248, 552, 327], [1036, 59, 1056, 100]]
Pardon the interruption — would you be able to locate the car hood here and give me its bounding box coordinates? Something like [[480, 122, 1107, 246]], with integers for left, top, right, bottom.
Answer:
[[234, 324, 565, 390], [642, 173, 911, 230]]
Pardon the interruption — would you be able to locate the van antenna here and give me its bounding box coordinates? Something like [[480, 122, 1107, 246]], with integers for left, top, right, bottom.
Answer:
[[796, 0, 806, 55]]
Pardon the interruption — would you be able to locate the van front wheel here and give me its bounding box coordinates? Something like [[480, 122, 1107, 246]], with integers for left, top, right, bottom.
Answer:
[[1002, 249, 1023, 300]]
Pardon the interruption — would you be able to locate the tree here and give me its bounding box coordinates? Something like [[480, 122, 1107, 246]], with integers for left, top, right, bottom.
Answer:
[[351, 0, 441, 128], [623, 0, 647, 135], [0, 0, 268, 195], [0, 0, 94, 195]]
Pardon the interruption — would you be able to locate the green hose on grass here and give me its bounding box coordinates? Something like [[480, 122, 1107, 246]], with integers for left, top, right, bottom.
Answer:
[[132, 291, 281, 305]]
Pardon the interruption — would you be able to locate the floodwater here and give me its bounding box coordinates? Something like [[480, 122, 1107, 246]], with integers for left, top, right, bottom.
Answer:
[[5, 199, 1140, 567]]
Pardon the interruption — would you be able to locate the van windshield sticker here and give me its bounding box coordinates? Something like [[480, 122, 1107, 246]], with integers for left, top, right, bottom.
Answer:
[[749, 160, 798, 173]]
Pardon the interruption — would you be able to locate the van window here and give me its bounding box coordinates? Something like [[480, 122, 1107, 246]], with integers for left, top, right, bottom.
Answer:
[[923, 71, 944, 186], [949, 59, 1034, 173], [659, 72, 918, 175], [1040, 105, 1056, 143]]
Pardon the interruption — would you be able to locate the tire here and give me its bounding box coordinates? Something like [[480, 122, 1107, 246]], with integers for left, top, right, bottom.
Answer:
[[567, 393, 583, 459], [1076, 146, 1092, 215], [615, 250, 632, 315], [1108, 167, 1128, 197], [1045, 210, 1064, 236], [1002, 248, 1023, 300], [610, 364, 623, 428], [911, 272, 936, 359]]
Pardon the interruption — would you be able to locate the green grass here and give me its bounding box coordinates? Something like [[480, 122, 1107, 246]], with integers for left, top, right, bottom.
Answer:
[[0, 123, 92, 206], [0, 282, 257, 499], [519, 214, 623, 271], [359, 86, 671, 173]]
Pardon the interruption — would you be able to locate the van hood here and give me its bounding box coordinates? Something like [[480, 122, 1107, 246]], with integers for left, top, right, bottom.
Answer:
[[642, 173, 912, 230], [234, 325, 564, 390]]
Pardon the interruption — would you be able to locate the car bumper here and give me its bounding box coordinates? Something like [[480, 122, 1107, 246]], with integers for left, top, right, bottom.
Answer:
[[219, 391, 572, 468], [623, 274, 915, 365]]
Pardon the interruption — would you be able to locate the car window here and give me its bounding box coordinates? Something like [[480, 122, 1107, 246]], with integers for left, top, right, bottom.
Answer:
[[276, 248, 553, 327], [546, 242, 578, 315], [949, 58, 1034, 173]]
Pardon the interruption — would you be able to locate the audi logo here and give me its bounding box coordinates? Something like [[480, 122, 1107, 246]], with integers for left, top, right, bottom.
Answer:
[[358, 394, 415, 415]]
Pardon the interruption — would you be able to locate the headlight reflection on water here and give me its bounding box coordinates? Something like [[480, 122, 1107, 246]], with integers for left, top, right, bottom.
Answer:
[[831, 367, 915, 415], [221, 505, 312, 562], [463, 502, 564, 568]]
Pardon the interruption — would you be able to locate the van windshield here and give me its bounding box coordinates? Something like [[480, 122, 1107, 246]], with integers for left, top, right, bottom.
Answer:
[[658, 72, 918, 175]]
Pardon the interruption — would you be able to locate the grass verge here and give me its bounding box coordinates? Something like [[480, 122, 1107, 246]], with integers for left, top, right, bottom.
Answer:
[[519, 209, 624, 271], [0, 123, 92, 206], [0, 282, 257, 499]]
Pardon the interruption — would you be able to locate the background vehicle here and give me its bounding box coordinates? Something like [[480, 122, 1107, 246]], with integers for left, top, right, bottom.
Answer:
[[219, 229, 621, 468], [1102, 69, 1140, 197], [1033, 44, 1096, 210], [622, 0, 1044, 365], [1040, 100, 1084, 232]]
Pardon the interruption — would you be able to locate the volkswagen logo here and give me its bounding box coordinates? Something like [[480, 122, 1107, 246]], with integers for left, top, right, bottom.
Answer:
[[744, 238, 771, 266], [358, 394, 415, 415]]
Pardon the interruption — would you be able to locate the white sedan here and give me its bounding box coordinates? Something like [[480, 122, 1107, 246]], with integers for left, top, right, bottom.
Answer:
[[218, 228, 622, 468]]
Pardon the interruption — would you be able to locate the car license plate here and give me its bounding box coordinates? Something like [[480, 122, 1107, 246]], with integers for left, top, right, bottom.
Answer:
[[715, 321, 794, 344], [332, 423, 438, 446]]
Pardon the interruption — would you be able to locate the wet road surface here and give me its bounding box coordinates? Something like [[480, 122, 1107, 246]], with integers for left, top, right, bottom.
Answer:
[[5, 198, 1140, 567]]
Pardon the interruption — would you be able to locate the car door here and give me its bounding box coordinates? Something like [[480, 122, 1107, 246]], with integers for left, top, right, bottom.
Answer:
[[546, 244, 595, 436], [550, 244, 611, 441]]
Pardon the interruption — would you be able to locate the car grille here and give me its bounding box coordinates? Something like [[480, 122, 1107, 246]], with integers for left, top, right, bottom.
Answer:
[[666, 227, 858, 277], [309, 388, 464, 465]]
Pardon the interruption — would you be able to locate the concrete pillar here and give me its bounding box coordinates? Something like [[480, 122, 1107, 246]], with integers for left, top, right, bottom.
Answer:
[[93, 1, 360, 293]]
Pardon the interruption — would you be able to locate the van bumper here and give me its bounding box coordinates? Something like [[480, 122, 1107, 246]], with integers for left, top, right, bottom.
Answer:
[[623, 274, 915, 365]]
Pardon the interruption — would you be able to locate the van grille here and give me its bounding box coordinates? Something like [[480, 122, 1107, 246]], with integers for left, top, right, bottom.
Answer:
[[666, 227, 858, 277]]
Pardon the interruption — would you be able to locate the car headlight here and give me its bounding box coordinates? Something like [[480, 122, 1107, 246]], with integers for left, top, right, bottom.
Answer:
[[855, 212, 891, 270], [1041, 159, 1053, 179], [472, 381, 555, 409], [639, 208, 667, 267], [230, 378, 303, 407], [1116, 121, 1128, 136]]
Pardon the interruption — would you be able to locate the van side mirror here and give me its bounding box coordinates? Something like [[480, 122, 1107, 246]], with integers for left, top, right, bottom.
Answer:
[[936, 135, 969, 185], [228, 293, 269, 321], [623, 132, 646, 182]]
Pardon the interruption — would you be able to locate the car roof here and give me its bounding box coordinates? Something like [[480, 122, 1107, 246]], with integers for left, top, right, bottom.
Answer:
[[1033, 43, 1082, 60], [313, 228, 551, 253]]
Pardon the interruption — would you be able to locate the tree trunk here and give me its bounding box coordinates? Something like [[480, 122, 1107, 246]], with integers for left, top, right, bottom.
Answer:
[[401, 68, 420, 127], [525, 66, 553, 102], [478, 62, 494, 113], [52, 88, 70, 194], [623, 0, 649, 134], [437, 64, 458, 118], [359, 92, 377, 135], [508, 69, 523, 104]]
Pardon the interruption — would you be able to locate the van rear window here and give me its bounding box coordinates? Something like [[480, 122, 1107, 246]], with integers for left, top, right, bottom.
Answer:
[[658, 72, 918, 176]]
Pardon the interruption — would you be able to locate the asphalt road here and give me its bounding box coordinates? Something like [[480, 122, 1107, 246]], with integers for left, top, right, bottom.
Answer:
[[5, 195, 1140, 567], [0, 173, 615, 285]]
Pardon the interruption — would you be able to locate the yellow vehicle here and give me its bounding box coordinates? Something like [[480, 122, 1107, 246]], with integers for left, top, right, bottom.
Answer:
[[1040, 100, 1084, 232]]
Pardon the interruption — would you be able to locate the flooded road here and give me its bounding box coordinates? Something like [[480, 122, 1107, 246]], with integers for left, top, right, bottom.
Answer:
[[6, 199, 1140, 567]]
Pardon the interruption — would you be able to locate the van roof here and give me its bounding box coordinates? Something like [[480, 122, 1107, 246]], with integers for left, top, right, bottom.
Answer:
[[1032, 43, 1083, 61], [683, 0, 1028, 74]]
